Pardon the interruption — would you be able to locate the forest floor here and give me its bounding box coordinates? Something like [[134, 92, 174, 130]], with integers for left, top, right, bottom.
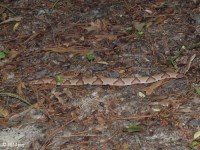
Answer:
[[0, 0, 200, 149]]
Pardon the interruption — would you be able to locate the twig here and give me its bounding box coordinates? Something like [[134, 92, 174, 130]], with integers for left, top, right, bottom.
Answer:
[[0, 92, 31, 106], [188, 42, 200, 50], [184, 54, 196, 74], [61, 134, 100, 138], [169, 46, 186, 68], [113, 115, 153, 120], [40, 117, 77, 150], [0, 4, 16, 15], [50, 0, 60, 9]]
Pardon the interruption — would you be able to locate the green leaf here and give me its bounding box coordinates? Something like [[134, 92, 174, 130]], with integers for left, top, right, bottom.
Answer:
[[0, 52, 6, 59], [55, 75, 64, 84], [126, 27, 133, 32], [194, 131, 200, 139], [86, 53, 95, 61], [161, 113, 170, 118], [189, 141, 199, 148], [97, 61, 108, 65], [138, 92, 145, 98], [167, 46, 186, 68], [194, 86, 200, 95], [144, 25, 149, 30], [3, 50, 10, 55], [137, 31, 144, 36], [126, 124, 142, 133], [153, 108, 161, 112]]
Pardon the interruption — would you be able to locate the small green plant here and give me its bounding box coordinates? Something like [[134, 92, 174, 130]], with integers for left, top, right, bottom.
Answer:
[[168, 46, 185, 68], [189, 141, 199, 149], [124, 124, 142, 133], [86, 53, 95, 61], [0, 52, 6, 59], [161, 113, 170, 118], [126, 27, 133, 32], [194, 86, 200, 95], [137, 31, 144, 36], [55, 75, 64, 84], [0, 50, 9, 59]]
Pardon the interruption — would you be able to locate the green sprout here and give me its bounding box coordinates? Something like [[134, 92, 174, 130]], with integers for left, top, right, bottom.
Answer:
[[137, 31, 144, 36], [86, 53, 95, 61], [55, 75, 64, 84]]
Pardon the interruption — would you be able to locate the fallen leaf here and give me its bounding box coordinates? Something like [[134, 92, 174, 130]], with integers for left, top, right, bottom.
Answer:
[[119, 69, 125, 74], [84, 19, 110, 32], [179, 108, 192, 113], [145, 9, 153, 14], [97, 61, 108, 65], [52, 91, 65, 104], [82, 117, 94, 126], [133, 21, 145, 31], [16, 82, 25, 97], [0, 106, 9, 118], [123, 143, 129, 150], [194, 131, 200, 139], [63, 88, 73, 99], [97, 116, 106, 125], [94, 125, 107, 132], [138, 92, 146, 98], [152, 108, 161, 112], [13, 22, 20, 31]]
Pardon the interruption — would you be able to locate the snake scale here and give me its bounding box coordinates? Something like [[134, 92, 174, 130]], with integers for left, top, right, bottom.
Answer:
[[28, 72, 184, 86]]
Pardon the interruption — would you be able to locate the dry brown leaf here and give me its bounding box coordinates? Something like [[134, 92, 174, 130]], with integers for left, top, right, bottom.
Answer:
[[84, 19, 110, 32], [82, 117, 94, 126], [133, 21, 146, 31], [146, 16, 166, 27], [63, 88, 73, 99], [94, 125, 108, 132], [0, 50, 20, 67], [42, 47, 89, 54], [179, 108, 192, 113], [144, 80, 165, 95], [0, 106, 9, 118], [52, 91, 65, 104], [0, 119, 8, 126], [153, 16, 166, 25], [16, 81, 25, 96], [97, 116, 106, 125]]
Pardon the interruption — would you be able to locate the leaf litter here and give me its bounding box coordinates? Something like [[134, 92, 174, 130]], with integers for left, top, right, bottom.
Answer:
[[0, 0, 199, 149]]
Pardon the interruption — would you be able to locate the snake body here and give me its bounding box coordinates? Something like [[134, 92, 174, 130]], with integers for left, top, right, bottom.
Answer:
[[29, 72, 184, 86]]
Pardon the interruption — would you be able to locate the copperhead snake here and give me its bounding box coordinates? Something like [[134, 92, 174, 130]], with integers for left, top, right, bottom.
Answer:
[[28, 72, 185, 86], [28, 53, 196, 86]]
